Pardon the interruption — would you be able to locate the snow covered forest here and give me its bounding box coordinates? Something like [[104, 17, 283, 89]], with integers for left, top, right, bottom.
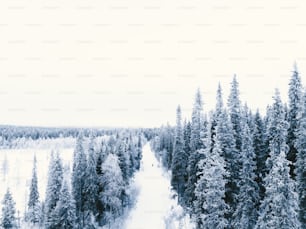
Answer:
[[151, 65, 305, 228], [0, 65, 306, 229]]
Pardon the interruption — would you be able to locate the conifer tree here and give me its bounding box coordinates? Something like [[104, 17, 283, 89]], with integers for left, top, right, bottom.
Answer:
[[255, 152, 300, 229], [1, 189, 16, 229], [53, 179, 76, 229], [171, 105, 186, 203], [45, 152, 63, 229], [232, 115, 259, 229], [194, 122, 228, 229], [288, 63, 302, 178], [72, 133, 87, 227], [26, 155, 41, 224], [227, 75, 242, 152], [295, 89, 306, 227]]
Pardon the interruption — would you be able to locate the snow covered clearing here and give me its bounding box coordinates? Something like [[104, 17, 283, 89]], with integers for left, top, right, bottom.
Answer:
[[125, 143, 194, 229]]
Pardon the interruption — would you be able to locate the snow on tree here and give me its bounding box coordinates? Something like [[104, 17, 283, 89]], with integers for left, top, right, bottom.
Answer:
[[117, 140, 130, 184], [295, 89, 306, 227], [44, 151, 64, 229], [100, 154, 124, 225], [227, 75, 242, 152], [72, 132, 88, 227], [287, 63, 303, 178], [194, 121, 228, 229], [53, 179, 77, 229], [266, 89, 289, 171], [190, 88, 204, 152], [171, 105, 187, 204], [255, 151, 300, 229], [84, 134, 99, 221], [185, 89, 205, 210], [253, 110, 269, 200], [232, 113, 259, 229], [26, 155, 41, 224], [211, 108, 239, 223], [1, 189, 16, 229]]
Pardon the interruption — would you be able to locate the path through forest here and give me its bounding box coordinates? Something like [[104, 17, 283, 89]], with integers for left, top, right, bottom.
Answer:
[[124, 143, 194, 229]]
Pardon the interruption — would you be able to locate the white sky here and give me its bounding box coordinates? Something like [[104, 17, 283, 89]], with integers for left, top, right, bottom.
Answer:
[[0, 0, 306, 128]]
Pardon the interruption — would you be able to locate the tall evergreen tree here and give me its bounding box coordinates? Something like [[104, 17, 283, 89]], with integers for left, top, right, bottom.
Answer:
[[72, 133, 87, 227], [194, 122, 228, 229], [100, 154, 124, 225], [253, 110, 268, 201], [227, 75, 242, 152], [1, 189, 16, 229], [266, 89, 289, 171], [288, 63, 302, 178], [171, 105, 187, 203], [26, 155, 41, 224], [45, 152, 63, 229], [84, 134, 99, 222], [255, 152, 300, 229], [190, 88, 203, 152], [232, 115, 259, 229], [215, 109, 239, 224], [185, 89, 205, 210], [53, 179, 76, 229], [295, 89, 306, 227]]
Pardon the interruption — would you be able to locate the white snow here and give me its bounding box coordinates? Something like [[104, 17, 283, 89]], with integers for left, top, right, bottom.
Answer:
[[125, 143, 194, 229]]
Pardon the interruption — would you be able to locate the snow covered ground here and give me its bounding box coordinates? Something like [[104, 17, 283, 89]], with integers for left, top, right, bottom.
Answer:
[[0, 148, 74, 219], [125, 143, 194, 229]]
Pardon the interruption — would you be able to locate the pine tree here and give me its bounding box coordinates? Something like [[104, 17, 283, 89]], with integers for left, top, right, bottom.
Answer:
[[72, 132, 87, 227], [100, 154, 124, 225], [253, 110, 268, 200], [232, 115, 259, 229], [288, 63, 302, 178], [227, 75, 242, 152], [171, 105, 187, 203], [84, 134, 99, 222], [194, 123, 228, 229], [45, 152, 64, 229], [185, 89, 205, 210], [53, 179, 76, 229], [255, 152, 300, 229], [117, 140, 130, 183], [26, 155, 41, 224], [266, 89, 289, 171], [190, 88, 203, 152], [1, 189, 16, 229], [295, 89, 306, 227]]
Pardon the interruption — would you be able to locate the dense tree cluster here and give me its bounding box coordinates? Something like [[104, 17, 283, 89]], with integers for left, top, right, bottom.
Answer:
[[1, 130, 143, 228], [152, 65, 305, 228]]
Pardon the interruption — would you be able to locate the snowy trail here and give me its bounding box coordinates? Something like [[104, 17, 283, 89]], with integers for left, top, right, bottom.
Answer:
[[125, 143, 194, 229]]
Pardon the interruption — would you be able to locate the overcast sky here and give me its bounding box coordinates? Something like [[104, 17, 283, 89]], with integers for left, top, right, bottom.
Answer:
[[0, 0, 306, 128]]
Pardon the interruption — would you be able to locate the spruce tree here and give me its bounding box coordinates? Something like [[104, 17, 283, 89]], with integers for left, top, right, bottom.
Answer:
[[266, 89, 289, 171], [1, 189, 16, 229], [255, 152, 300, 229], [84, 134, 98, 222], [45, 152, 63, 229], [194, 122, 228, 229], [185, 89, 204, 210], [288, 63, 302, 178], [171, 105, 186, 203], [53, 179, 76, 229], [227, 75, 242, 152], [232, 116, 259, 229], [100, 154, 124, 224], [72, 132, 87, 227], [253, 110, 268, 200], [295, 89, 306, 227], [26, 155, 41, 224]]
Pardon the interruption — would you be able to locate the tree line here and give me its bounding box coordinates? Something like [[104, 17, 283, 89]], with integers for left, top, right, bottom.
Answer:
[[152, 64, 305, 228], [1, 131, 143, 229]]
